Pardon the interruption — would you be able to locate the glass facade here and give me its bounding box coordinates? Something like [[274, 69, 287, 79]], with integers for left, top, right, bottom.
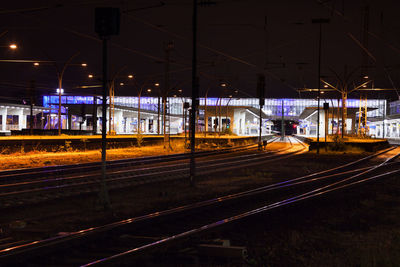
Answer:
[[389, 100, 400, 115], [43, 96, 387, 118]]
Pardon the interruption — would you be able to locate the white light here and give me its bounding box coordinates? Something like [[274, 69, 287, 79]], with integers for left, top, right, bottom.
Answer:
[[56, 88, 64, 94]]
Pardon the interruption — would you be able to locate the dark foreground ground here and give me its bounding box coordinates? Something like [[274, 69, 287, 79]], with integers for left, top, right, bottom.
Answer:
[[3, 143, 400, 266], [132, 151, 400, 267]]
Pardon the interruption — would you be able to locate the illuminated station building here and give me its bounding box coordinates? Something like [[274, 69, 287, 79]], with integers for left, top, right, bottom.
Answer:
[[38, 95, 397, 138], [0, 95, 398, 139]]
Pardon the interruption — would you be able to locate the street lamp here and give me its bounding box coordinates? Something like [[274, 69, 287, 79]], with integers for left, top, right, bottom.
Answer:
[[204, 86, 212, 137], [9, 44, 17, 49], [55, 52, 81, 135], [137, 85, 152, 135]]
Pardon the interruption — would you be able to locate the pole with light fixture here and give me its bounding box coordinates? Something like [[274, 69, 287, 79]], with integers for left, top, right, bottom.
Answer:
[[56, 51, 80, 135]]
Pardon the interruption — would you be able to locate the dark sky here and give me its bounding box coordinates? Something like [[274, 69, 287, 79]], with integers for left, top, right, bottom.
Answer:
[[0, 0, 399, 102]]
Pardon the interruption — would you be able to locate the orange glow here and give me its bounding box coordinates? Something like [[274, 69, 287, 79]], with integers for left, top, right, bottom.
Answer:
[[154, 83, 160, 87], [81, 63, 87, 67], [88, 74, 93, 78], [128, 74, 134, 79], [9, 44, 17, 49], [33, 62, 39, 66]]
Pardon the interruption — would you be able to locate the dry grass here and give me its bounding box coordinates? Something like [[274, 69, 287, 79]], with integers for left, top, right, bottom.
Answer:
[[0, 144, 187, 171]]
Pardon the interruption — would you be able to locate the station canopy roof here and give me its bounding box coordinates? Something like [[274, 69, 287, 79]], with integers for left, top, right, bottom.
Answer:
[[299, 106, 377, 120]]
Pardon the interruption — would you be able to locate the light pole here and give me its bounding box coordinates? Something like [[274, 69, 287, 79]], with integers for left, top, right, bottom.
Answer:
[[108, 69, 130, 135], [204, 86, 212, 137], [153, 83, 161, 134], [312, 18, 329, 154], [55, 52, 80, 135], [225, 95, 234, 132], [137, 86, 152, 135]]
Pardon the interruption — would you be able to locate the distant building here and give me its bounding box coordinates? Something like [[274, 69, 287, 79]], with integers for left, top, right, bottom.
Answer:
[[40, 95, 395, 138], [0, 103, 49, 135]]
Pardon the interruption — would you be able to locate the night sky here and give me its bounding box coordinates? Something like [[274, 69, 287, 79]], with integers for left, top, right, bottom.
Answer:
[[0, 0, 399, 102]]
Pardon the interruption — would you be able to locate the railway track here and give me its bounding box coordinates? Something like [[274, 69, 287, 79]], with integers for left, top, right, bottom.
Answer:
[[0, 136, 298, 208], [0, 140, 398, 266], [0, 140, 274, 184]]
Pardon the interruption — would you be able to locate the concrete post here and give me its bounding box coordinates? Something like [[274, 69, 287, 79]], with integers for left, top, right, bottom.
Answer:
[[0, 108, 7, 132]]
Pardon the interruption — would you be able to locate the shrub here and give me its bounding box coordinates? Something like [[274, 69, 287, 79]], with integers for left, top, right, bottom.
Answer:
[[136, 134, 144, 147]]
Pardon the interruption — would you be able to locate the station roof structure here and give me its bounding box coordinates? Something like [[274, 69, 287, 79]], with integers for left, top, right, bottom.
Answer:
[[299, 106, 377, 121]]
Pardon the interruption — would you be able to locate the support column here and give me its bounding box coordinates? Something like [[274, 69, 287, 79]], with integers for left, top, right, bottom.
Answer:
[[18, 109, 25, 130], [0, 108, 7, 132]]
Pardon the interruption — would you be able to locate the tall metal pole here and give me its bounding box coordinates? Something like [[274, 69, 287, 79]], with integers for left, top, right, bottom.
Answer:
[[58, 77, 63, 135], [312, 18, 329, 153], [29, 80, 35, 135], [281, 100, 285, 141], [163, 42, 173, 147], [204, 89, 208, 137], [157, 94, 161, 134], [190, 0, 198, 186], [257, 74, 265, 149], [100, 38, 110, 209], [57, 52, 80, 136], [316, 22, 322, 154], [138, 89, 142, 134], [259, 101, 262, 148], [93, 95, 97, 134]]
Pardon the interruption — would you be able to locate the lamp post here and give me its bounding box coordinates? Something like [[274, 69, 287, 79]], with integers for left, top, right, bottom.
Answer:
[[312, 18, 330, 154], [108, 68, 130, 135], [137, 86, 152, 135], [204, 86, 212, 137], [225, 95, 234, 132], [153, 83, 161, 134], [56, 52, 80, 135]]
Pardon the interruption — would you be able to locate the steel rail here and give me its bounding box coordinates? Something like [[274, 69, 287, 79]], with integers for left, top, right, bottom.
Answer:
[[0, 139, 395, 261], [82, 151, 400, 266], [0, 137, 285, 205], [0, 140, 271, 183], [0, 139, 280, 190]]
